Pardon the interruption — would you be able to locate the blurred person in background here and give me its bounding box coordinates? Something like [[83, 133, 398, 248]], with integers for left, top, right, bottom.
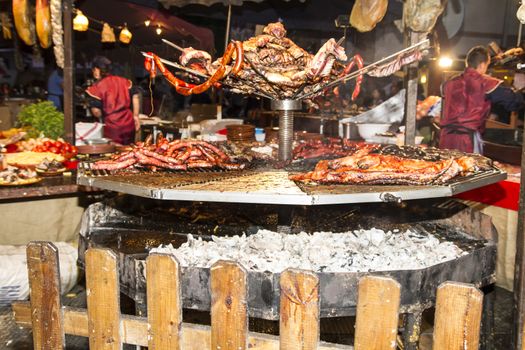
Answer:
[[47, 68, 63, 111], [86, 56, 140, 145], [440, 46, 525, 153]]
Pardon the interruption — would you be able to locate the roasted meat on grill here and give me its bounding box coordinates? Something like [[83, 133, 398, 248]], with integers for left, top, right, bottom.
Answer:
[[290, 145, 495, 185], [91, 138, 244, 172]]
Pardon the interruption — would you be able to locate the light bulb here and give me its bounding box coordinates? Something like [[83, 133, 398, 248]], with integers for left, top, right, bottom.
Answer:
[[156, 26, 162, 35], [438, 56, 453, 68], [73, 10, 89, 32], [119, 25, 132, 44], [145, 19, 151, 27]]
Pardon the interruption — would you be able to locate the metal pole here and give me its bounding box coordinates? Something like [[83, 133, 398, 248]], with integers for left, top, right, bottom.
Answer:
[[512, 126, 525, 349], [224, 4, 232, 51], [63, 0, 75, 144], [404, 30, 419, 146], [271, 100, 302, 162], [518, 22, 523, 47]]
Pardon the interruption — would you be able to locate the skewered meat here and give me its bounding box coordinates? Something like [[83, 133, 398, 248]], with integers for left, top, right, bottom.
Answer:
[[50, 0, 63, 67], [404, 0, 446, 33], [307, 38, 348, 79], [350, 0, 388, 32], [179, 47, 212, 75], [12, 0, 35, 45], [146, 41, 243, 96], [36, 0, 51, 48], [91, 139, 244, 172], [263, 22, 287, 38], [291, 145, 494, 185]]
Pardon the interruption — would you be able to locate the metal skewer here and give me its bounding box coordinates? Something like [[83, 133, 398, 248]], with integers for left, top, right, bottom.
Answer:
[[141, 52, 274, 100], [298, 39, 430, 100], [161, 38, 185, 52], [141, 52, 211, 79]]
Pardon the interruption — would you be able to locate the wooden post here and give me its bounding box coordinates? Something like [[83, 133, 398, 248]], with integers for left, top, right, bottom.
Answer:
[[404, 30, 420, 146], [513, 118, 525, 350], [26, 241, 65, 349], [85, 248, 121, 350], [354, 276, 401, 350], [63, 0, 75, 144], [279, 269, 320, 350], [146, 254, 182, 350], [210, 260, 248, 350], [433, 282, 483, 350]]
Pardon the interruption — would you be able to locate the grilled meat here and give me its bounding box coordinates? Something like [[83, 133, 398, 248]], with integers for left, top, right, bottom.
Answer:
[[291, 145, 494, 185], [91, 139, 244, 172]]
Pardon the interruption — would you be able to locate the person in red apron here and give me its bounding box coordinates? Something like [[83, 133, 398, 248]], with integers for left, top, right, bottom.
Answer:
[[86, 56, 140, 145], [440, 46, 524, 153]]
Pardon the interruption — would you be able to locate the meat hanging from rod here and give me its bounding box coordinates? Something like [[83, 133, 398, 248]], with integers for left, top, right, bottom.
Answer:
[[144, 41, 244, 96]]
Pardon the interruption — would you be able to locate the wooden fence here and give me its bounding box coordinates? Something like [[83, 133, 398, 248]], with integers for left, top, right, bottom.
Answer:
[[12, 241, 484, 350]]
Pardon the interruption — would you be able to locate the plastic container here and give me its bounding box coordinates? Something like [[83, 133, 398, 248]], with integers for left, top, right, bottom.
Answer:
[[255, 128, 265, 142], [357, 123, 391, 141]]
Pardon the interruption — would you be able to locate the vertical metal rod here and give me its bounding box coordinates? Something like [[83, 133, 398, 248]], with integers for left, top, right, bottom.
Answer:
[[224, 4, 232, 52], [518, 22, 523, 47], [512, 124, 525, 349], [271, 100, 301, 162], [279, 110, 294, 161], [404, 30, 418, 146], [63, 0, 75, 144]]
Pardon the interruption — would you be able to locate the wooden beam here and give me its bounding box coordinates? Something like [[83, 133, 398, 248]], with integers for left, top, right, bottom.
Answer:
[[63, 0, 75, 143], [146, 254, 182, 350], [513, 118, 525, 349], [26, 242, 65, 349], [279, 269, 320, 350], [211, 260, 247, 350], [433, 282, 483, 350], [12, 302, 351, 350], [403, 30, 420, 146], [354, 276, 400, 350], [85, 249, 121, 350]]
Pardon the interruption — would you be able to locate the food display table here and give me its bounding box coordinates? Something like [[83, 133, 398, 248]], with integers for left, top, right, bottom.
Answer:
[[0, 174, 81, 201]]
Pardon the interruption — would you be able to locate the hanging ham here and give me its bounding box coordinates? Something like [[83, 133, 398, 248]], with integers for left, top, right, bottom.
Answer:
[[404, 0, 446, 33], [350, 0, 388, 32], [12, 0, 35, 45], [36, 0, 52, 48]]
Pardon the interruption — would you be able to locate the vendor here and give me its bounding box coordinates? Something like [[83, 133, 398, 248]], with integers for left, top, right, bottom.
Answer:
[[440, 46, 525, 153], [86, 56, 140, 145]]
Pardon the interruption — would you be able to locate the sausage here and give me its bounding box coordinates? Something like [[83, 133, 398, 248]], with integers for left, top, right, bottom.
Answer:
[[145, 42, 238, 96], [340, 54, 364, 101], [36, 0, 52, 48], [13, 0, 35, 46]]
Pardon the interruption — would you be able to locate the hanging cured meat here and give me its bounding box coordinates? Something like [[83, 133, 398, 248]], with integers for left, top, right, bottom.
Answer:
[[404, 0, 446, 33], [36, 0, 51, 48], [350, 0, 388, 32], [50, 0, 64, 68], [12, 0, 35, 46]]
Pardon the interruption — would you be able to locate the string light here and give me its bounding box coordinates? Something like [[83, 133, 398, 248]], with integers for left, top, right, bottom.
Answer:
[[144, 19, 151, 27], [73, 10, 89, 31], [156, 25, 163, 35], [119, 23, 132, 44], [438, 56, 453, 68]]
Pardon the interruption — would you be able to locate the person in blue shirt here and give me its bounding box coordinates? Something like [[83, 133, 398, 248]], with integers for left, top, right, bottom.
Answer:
[[47, 68, 63, 111]]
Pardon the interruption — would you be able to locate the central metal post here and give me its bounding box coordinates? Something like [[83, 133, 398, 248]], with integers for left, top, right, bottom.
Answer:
[[271, 99, 302, 161]]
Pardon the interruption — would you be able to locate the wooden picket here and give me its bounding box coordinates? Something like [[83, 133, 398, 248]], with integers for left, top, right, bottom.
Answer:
[[146, 253, 182, 349], [12, 242, 486, 349]]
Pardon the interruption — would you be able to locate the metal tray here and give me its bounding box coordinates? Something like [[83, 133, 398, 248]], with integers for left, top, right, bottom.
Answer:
[[77, 165, 507, 205]]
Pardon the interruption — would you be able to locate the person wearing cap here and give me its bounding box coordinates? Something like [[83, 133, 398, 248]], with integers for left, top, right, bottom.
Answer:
[[86, 56, 140, 145], [440, 46, 525, 154]]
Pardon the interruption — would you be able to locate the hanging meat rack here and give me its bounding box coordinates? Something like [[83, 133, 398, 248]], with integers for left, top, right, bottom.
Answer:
[[142, 39, 430, 161]]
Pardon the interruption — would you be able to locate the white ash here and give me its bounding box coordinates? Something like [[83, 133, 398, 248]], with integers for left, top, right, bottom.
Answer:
[[150, 228, 467, 273]]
